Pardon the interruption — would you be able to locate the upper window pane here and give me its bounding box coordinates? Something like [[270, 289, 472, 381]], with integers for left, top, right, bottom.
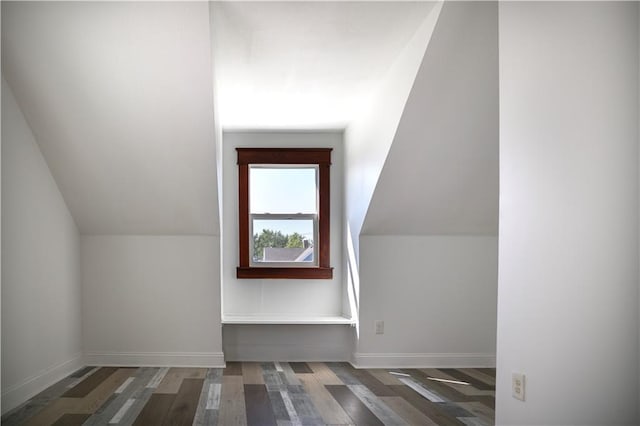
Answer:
[[249, 167, 317, 214]]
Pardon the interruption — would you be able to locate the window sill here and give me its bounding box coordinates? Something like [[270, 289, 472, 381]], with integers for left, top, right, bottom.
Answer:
[[236, 266, 333, 279], [222, 314, 354, 325]]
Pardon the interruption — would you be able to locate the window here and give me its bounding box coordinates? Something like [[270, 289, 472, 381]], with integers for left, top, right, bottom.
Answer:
[[237, 148, 333, 279]]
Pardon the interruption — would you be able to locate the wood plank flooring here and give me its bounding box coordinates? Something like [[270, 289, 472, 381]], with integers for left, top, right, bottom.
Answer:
[[2, 363, 496, 425]]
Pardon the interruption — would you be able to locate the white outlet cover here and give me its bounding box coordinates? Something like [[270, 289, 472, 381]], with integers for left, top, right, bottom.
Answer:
[[375, 320, 384, 334], [512, 372, 525, 401]]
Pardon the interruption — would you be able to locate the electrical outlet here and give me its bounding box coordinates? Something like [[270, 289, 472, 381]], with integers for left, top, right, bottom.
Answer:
[[512, 372, 525, 401], [374, 320, 384, 334]]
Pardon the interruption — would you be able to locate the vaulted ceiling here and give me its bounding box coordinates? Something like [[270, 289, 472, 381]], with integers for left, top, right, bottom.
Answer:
[[3, 1, 498, 239], [2, 1, 436, 235], [362, 1, 499, 236], [2, 1, 219, 234], [211, 1, 435, 129]]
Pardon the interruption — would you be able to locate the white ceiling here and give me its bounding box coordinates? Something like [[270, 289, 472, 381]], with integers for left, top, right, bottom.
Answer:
[[211, 1, 435, 129], [2, 1, 435, 234], [2, 1, 218, 234], [362, 1, 499, 236]]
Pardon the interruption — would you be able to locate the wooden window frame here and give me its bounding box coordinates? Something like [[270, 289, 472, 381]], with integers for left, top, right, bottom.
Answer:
[[236, 148, 333, 279]]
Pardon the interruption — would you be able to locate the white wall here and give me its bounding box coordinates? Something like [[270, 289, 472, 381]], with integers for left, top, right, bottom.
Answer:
[[1, 80, 83, 413], [355, 235, 497, 368], [345, 2, 442, 264], [81, 235, 223, 367], [1, 7, 4, 414], [221, 131, 345, 318], [221, 131, 349, 360], [351, 1, 499, 369], [497, 2, 639, 424]]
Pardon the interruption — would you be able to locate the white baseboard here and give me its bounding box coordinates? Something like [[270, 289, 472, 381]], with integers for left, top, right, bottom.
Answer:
[[1, 353, 84, 415], [351, 352, 496, 369], [83, 351, 226, 368]]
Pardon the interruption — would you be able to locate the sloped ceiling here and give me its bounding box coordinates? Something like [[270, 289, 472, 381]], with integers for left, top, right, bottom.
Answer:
[[2, 1, 219, 235], [362, 1, 499, 236], [211, 1, 435, 129], [2, 1, 439, 235]]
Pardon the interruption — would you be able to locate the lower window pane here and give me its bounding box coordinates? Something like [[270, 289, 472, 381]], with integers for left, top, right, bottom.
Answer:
[[252, 219, 315, 264]]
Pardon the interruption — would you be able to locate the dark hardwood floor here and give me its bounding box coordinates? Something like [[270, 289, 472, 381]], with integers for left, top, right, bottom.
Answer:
[[2, 362, 495, 425]]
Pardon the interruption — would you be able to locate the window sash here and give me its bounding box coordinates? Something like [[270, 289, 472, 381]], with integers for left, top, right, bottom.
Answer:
[[249, 164, 319, 215], [249, 213, 318, 267], [236, 147, 333, 279]]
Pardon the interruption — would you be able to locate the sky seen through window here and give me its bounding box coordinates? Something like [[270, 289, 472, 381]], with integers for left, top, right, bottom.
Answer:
[[250, 166, 317, 239]]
